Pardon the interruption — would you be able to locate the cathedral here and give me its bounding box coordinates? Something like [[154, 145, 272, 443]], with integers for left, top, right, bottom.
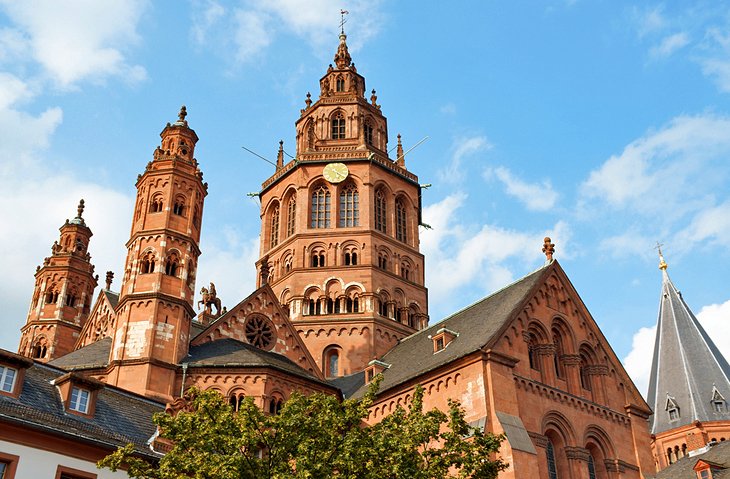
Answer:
[[1, 31, 729, 479]]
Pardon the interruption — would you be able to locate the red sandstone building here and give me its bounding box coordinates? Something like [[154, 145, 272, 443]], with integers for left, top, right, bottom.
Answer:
[[3, 32, 729, 479]]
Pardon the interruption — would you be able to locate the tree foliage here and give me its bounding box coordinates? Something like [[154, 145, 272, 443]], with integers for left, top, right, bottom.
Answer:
[[99, 378, 507, 479]]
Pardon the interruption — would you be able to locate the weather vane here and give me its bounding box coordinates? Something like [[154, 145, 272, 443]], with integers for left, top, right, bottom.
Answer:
[[340, 9, 349, 34]]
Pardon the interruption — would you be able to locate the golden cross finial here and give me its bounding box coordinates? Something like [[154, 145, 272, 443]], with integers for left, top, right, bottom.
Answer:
[[542, 237, 555, 262], [655, 241, 668, 270]]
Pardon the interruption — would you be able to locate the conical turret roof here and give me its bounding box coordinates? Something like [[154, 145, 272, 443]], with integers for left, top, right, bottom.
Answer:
[[647, 253, 730, 434]]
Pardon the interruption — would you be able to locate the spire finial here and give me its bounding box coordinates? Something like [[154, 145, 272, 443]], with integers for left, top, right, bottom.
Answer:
[[105, 271, 114, 290], [77, 199, 85, 218], [542, 237, 555, 262], [276, 140, 284, 169], [656, 242, 668, 271], [396, 134, 405, 167], [177, 105, 188, 126], [339, 9, 349, 35], [334, 17, 352, 69]]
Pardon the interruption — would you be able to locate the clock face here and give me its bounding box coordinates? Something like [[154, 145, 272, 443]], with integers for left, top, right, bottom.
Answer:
[[323, 162, 349, 183]]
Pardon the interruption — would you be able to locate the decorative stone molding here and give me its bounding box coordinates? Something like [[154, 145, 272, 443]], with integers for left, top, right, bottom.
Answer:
[[561, 354, 581, 366], [528, 431, 549, 448], [535, 344, 556, 356], [586, 364, 609, 376], [565, 446, 591, 462]]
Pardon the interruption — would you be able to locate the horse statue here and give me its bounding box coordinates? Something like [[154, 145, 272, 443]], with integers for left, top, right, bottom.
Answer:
[[197, 282, 222, 316]]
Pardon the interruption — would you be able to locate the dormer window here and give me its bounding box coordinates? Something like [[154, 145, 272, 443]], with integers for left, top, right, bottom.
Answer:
[[666, 394, 681, 421], [53, 372, 104, 417], [0, 365, 17, 393], [365, 359, 390, 383], [431, 328, 458, 353], [69, 386, 90, 413], [708, 386, 726, 413]]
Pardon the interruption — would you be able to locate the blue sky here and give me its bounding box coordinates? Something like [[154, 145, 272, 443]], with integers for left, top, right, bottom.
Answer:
[[1, 0, 729, 395]]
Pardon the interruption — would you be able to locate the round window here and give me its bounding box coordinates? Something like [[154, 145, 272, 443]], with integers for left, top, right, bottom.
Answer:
[[244, 315, 275, 350]]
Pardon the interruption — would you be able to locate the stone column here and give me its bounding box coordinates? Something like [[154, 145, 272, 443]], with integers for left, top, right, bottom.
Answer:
[[565, 446, 591, 479], [562, 354, 582, 395]]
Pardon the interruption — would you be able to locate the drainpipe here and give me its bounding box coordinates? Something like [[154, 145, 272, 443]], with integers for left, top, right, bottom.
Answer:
[[180, 362, 188, 397]]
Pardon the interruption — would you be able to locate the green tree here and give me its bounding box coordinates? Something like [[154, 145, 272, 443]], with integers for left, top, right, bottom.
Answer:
[[99, 378, 507, 479]]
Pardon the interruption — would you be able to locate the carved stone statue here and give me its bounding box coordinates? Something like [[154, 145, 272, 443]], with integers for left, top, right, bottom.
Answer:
[[197, 282, 222, 316]]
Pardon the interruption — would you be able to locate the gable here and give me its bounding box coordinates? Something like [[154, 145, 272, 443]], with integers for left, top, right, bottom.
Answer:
[[191, 284, 323, 379], [75, 290, 119, 350], [489, 262, 650, 412]]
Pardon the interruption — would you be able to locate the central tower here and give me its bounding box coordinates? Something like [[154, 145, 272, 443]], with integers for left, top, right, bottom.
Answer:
[[256, 33, 429, 377]]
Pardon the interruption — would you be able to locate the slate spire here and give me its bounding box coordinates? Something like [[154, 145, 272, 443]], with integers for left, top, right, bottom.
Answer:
[[647, 252, 730, 435]]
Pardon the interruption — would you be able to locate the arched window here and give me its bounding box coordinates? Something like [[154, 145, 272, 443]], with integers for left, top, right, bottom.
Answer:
[[229, 392, 245, 412], [346, 296, 359, 313], [553, 333, 565, 379], [324, 347, 341, 377], [150, 195, 163, 213], [307, 123, 316, 150], [31, 339, 48, 359], [344, 250, 358, 266], [311, 250, 325, 267], [269, 397, 284, 415], [375, 188, 387, 233], [364, 121, 373, 145], [307, 298, 322, 316], [667, 447, 674, 465], [270, 204, 280, 249], [580, 354, 592, 390], [173, 196, 185, 216], [45, 286, 59, 304], [65, 291, 77, 307], [286, 196, 296, 237], [378, 298, 388, 317], [165, 253, 179, 276], [378, 252, 388, 270], [335, 76, 344, 92], [140, 252, 156, 274], [546, 440, 558, 479], [527, 334, 540, 371], [311, 186, 331, 228], [587, 455, 596, 479], [401, 263, 411, 281], [339, 183, 359, 227], [193, 205, 200, 228], [331, 112, 345, 139], [396, 198, 407, 243]]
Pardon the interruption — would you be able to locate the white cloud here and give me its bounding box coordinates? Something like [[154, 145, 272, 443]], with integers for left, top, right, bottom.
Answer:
[[650, 32, 689, 58], [485, 166, 558, 212], [0, 72, 31, 109], [0, 0, 148, 88], [623, 299, 730, 398], [597, 231, 655, 260], [633, 5, 666, 38], [675, 199, 730, 248], [190, 0, 383, 64], [421, 193, 571, 316], [580, 115, 730, 214], [623, 325, 657, 397], [196, 229, 261, 313], [438, 136, 492, 185]]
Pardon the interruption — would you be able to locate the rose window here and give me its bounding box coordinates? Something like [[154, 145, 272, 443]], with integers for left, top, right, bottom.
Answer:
[[244, 315, 275, 350]]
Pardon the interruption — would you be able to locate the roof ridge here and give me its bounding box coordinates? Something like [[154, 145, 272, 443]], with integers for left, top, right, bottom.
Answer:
[[399, 262, 549, 342]]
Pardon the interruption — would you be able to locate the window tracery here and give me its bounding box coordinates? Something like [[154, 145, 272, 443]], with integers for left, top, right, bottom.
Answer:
[[164, 252, 179, 276], [375, 188, 387, 233], [339, 183, 359, 227], [286, 195, 296, 237], [311, 185, 331, 228], [270, 204, 280, 248], [331, 112, 345, 139], [173, 196, 186, 216], [150, 195, 163, 213], [396, 198, 407, 243], [140, 251, 156, 274], [244, 315, 275, 350]]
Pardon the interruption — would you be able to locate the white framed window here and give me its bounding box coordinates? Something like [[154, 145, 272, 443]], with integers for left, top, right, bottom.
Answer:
[[70, 386, 90, 413], [0, 365, 16, 393]]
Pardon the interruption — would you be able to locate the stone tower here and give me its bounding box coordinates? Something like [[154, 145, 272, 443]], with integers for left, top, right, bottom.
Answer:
[[18, 200, 98, 362], [647, 249, 730, 469], [106, 106, 207, 400], [255, 32, 429, 377]]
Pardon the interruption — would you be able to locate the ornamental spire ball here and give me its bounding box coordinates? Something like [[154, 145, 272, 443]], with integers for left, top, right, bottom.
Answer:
[[542, 237, 555, 262]]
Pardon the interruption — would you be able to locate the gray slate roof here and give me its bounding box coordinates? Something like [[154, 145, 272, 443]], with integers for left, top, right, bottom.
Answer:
[[50, 337, 111, 370], [329, 371, 366, 399], [647, 267, 730, 435], [186, 338, 335, 390], [0, 357, 163, 458], [103, 289, 119, 308], [352, 264, 549, 398], [654, 441, 730, 479]]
